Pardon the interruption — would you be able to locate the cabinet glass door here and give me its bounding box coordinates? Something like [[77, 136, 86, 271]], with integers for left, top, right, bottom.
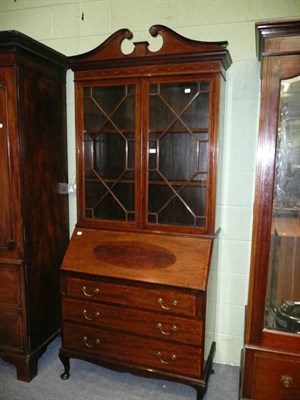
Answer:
[[265, 75, 300, 334], [147, 80, 210, 228], [82, 83, 136, 222]]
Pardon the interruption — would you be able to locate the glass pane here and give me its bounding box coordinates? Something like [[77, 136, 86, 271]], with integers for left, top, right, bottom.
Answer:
[[83, 84, 136, 222], [265, 76, 300, 334], [148, 80, 210, 227]]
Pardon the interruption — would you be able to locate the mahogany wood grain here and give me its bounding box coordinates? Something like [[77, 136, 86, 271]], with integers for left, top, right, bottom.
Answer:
[[242, 347, 300, 399], [0, 68, 23, 260], [0, 265, 21, 305], [63, 322, 203, 378], [69, 25, 231, 71], [62, 297, 203, 345], [63, 275, 202, 317], [0, 30, 69, 381], [61, 228, 213, 291], [240, 19, 300, 400], [61, 25, 231, 399], [70, 26, 231, 237], [245, 34, 300, 350]]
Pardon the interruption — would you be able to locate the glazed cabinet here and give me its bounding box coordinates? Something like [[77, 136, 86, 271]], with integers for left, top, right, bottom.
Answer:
[[0, 31, 69, 381], [239, 20, 300, 400], [59, 26, 231, 399]]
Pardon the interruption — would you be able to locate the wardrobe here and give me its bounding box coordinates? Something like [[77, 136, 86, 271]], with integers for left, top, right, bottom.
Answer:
[[0, 31, 69, 381], [239, 19, 300, 400]]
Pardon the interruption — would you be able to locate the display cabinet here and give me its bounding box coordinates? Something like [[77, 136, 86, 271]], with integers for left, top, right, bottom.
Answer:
[[239, 20, 300, 400], [0, 31, 69, 381], [59, 25, 231, 399]]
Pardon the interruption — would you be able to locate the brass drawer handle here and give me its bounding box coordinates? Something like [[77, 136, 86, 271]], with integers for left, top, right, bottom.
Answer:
[[83, 309, 100, 321], [156, 351, 176, 364], [81, 286, 100, 297], [281, 375, 293, 389], [82, 336, 100, 348], [156, 323, 178, 336], [157, 297, 178, 310]]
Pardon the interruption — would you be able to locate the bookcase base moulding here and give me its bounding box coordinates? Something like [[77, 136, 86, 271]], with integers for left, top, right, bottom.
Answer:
[[59, 25, 231, 399]]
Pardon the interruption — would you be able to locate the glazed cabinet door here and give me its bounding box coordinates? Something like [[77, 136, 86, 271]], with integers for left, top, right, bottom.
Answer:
[[0, 68, 22, 259], [247, 54, 300, 350], [77, 79, 141, 229], [144, 76, 219, 234], [76, 74, 220, 235], [264, 73, 300, 336]]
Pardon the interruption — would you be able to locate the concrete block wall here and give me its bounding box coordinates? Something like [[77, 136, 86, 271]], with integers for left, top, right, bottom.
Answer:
[[1, 0, 299, 366]]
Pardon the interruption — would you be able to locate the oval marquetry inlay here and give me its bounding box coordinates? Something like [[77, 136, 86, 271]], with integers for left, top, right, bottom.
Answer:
[[93, 241, 176, 269]]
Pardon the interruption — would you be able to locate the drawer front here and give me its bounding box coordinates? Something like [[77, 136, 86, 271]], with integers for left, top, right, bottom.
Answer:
[[0, 264, 21, 306], [253, 352, 300, 400], [65, 276, 200, 317], [63, 322, 202, 378], [62, 298, 203, 345], [0, 306, 24, 350]]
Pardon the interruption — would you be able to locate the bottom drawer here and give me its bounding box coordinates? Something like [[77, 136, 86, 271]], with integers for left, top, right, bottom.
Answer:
[[0, 306, 24, 350], [62, 322, 202, 378], [252, 351, 300, 400]]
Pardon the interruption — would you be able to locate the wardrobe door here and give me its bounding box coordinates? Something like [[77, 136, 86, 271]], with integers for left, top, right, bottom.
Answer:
[[0, 69, 22, 259]]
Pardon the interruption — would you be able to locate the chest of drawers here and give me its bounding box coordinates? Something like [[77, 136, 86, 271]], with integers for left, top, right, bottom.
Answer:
[[62, 276, 203, 378], [59, 228, 215, 399]]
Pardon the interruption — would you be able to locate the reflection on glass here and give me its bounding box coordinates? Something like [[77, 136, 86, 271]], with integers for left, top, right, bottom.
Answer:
[[265, 76, 300, 334]]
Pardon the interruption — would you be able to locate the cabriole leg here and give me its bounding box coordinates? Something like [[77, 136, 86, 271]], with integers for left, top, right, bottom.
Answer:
[[59, 351, 70, 380]]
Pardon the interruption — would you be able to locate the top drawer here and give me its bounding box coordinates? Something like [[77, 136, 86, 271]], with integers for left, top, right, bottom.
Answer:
[[0, 264, 22, 306], [63, 276, 203, 317]]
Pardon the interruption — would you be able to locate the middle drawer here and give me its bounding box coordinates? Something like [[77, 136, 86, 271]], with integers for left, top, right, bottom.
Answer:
[[62, 297, 203, 345]]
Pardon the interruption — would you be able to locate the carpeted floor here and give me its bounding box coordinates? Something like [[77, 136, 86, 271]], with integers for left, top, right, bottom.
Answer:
[[0, 338, 239, 400]]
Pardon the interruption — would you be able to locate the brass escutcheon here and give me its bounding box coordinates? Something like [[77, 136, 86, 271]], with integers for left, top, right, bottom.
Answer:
[[280, 375, 293, 389]]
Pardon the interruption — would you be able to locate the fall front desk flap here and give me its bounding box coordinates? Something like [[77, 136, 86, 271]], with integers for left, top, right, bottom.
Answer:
[[61, 228, 213, 291]]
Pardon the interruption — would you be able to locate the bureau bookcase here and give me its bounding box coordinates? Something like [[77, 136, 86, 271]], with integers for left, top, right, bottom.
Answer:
[[0, 31, 69, 381], [59, 25, 231, 399]]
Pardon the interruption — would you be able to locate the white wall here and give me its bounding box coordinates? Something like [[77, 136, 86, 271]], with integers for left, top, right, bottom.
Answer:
[[1, 0, 299, 365]]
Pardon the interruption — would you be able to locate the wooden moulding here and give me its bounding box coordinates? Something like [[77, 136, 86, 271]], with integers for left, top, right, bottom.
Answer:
[[256, 19, 300, 59], [0, 30, 68, 70], [68, 24, 232, 72]]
